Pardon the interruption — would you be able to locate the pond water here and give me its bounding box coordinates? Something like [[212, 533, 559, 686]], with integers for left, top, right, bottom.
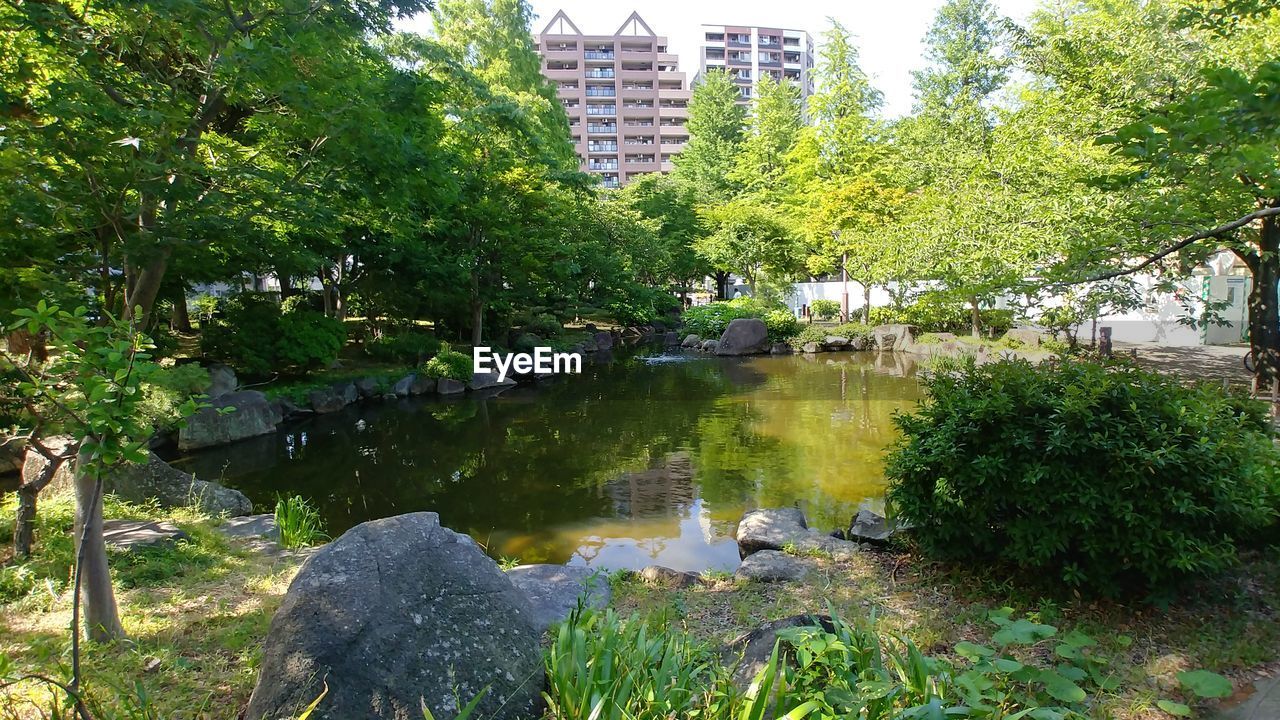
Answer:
[[176, 350, 923, 572]]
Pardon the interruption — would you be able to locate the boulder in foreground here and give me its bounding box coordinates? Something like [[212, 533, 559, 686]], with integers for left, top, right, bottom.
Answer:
[[245, 512, 543, 720]]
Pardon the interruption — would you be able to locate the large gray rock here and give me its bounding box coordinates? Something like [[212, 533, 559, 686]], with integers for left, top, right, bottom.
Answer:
[[109, 453, 252, 517], [848, 507, 909, 545], [700, 339, 719, 353], [871, 324, 918, 352], [437, 378, 466, 395], [681, 334, 701, 348], [468, 372, 517, 391], [205, 364, 238, 399], [409, 374, 437, 396], [103, 519, 188, 552], [639, 565, 702, 588], [353, 377, 380, 399], [663, 331, 681, 347], [716, 318, 769, 356], [735, 508, 809, 557], [309, 382, 357, 414], [802, 341, 821, 354], [721, 615, 837, 689], [770, 342, 792, 355], [824, 335, 851, 349], [1005, 328, 1045, 347], [735, 550, 811, 582], [594, 331, 614, 351], [219, 513, 279, 541], [391, 374, 414, 397], [505, 564, 610, 633], [20, 435, 77, 496], [178, 390, 281, 450], [246, 513, 544, 720], [0, 437, 25, 475]]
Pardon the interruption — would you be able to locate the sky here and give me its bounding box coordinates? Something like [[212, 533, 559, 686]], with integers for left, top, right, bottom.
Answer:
[[396, 0, 1044, 118]]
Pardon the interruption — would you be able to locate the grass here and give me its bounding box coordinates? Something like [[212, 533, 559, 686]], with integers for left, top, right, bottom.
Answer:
[[610, 545, 1280, 719], [0, 493, 305, 719], [274, 495, 327, 549]]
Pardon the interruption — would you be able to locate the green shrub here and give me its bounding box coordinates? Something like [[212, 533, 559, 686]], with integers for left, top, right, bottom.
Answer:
[[421, 342, 472, 381], [363, 331, 440, 364], [762, 309, 799, 341], [789, 322, 871, 347], [200, 294, 345, 377], [521, 312, 564, 338], [681, 297, 793, 340], [137, 364, 210, 431], [191, 294, 219, 323], [274, 495, 327, 549], [887, 357, 1280, 595], [809, 298, 841, 321], [869, 294, 1016, 335]]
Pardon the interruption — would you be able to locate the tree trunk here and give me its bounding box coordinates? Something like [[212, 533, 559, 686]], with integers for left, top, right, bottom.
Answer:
[[714, 272, 730, 300], [123, 245, 172, 329], [969, 295, 982, 338], [1248, 212, 1280, 393], [470, 297, 484, 347], [170, 287, 192, 333], [863, 284, 872, 324], [278, 273, 296, 300], [14, 486, 37, 559], [73, 454, 124, 643]]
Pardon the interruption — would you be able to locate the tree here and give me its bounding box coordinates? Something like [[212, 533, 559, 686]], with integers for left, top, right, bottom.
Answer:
[[616, 173, 707, 303], [696, 201, 802, 296], [0, 0, 431, 327], [674, 70, 746, 203], [730, 73, 802, 197]]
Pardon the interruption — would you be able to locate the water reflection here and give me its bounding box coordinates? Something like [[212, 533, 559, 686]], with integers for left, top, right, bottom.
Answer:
[[176, 351, 921, 571]]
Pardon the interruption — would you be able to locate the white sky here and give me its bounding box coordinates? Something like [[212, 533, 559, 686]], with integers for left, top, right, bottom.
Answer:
[[397, 0, 1043, 118]]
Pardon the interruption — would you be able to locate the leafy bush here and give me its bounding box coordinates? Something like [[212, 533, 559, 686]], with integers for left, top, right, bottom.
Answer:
[[191, 294, 219, 323], [421, 342, 472, 381], [274, 495, 327, 549], [137, 363, 210, 431], [887, 357, 1280, 595], [363, 331, 440, 364], [789, 322, 872, 347], [809, 298, 841, 321], [520, 312, 564, 338], [200, 294, 345, 377], [762, 309, 799, 342], [869, 294, 1015, 335], [681, 297, 795, 341]]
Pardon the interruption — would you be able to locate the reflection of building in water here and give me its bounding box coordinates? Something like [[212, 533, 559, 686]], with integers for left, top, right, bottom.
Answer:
[[603, 451, 696, 519]]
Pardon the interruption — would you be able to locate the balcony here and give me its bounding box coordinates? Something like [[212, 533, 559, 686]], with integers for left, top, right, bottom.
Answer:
[[588, 161, 619, 171], [728, 35, 751, 46], [588, 142, 618, 153], [587, 124, 617, 134], [585, 87, 616, 97], [585, 105, 616, 116], [659, 105, 689, 119], [585, 68, 615, 78], [584, 50, 615, 60]]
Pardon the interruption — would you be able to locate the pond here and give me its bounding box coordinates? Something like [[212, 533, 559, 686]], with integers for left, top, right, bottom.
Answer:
[[176, 350, 924, 573]]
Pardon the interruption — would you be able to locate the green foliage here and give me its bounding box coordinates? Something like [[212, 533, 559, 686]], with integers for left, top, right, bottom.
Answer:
[[809, 299, 842, 321], [789, 323, 872, 347], [868, 295, 1014, 335], [274, 495, 327, 549], [421, 343, 473, 381], [190, 295, 219, 324], [887, 357, 1280, 595], [200, 295, 345, 378], [0, 494, 225, 603], [543, 608, 1161, 719], [681, 298, 797, 342], [137, 364, 210, 432], [363, 331, 441, 365]]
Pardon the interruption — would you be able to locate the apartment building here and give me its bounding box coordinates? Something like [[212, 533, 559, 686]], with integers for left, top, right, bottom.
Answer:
[[699, 25, 815, 106], [535, 11, 692, 188]]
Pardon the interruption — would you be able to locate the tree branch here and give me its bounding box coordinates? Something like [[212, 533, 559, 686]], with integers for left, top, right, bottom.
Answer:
[[1080, 206, 1280, 283]]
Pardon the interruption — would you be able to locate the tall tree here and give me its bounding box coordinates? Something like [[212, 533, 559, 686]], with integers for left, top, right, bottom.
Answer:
[[696, 200, 802, 296], [673, 70, 746, 203], [730, 73, 802, 197]]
